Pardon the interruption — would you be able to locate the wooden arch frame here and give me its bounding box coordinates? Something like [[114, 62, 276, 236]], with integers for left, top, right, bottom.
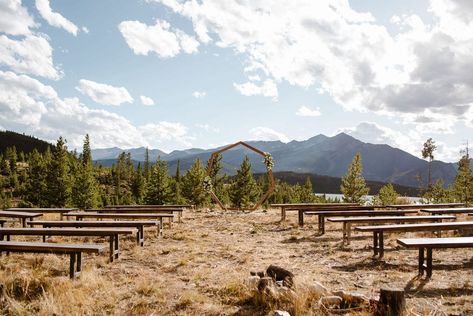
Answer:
[[206, 141, 276, 210]]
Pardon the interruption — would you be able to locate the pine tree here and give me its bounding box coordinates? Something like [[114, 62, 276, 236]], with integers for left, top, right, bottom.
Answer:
[[132, 163, 146, 203], [72, 134, 99, 208], [340, 152, 369, 204], [46, 137, 72, 207], [372, 183, 399, 206], [144, 157, 172, 204], [144, 147, 150, 182], [181, 159, 209, 207], [24, 149, 48, 207], [171, 160, 186, 204], [300, 177, 315, 202], [230, 156, 260, 208], [422, 138, 437, 189], [452, 154, 473, 205]]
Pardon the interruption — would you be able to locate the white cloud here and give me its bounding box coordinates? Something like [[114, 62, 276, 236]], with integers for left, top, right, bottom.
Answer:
[[139, 121, 194, 150], [155, 0, 473, 131], [76, 79, 134, 106], [196, 123, 220, 133], [0, 0, 37, 35], [118, 19, 199, 58], [249, 126, 289, 143], [35, 0, 79, 36], [192, 91, 206, 99], [296, 105, 321, 117], [0, 71, 193, 151], [140, 95, 155, 106], [82, 26, 89, 34], [0, 34, 62, 79], [233, 79, 278, 100]]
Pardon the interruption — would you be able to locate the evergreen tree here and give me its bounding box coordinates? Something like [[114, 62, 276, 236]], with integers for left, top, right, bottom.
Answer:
[[132, 163, 146, 203], [144, 157, 172, 204], [299, 177, 315, 202], [46, 137, 72, 207], [426, 179, 453, 203], [171, 160, 186, 204], [72, 134, 99, 208], [24, 149, 48, 207], [340, 152, 369, 204], [452, 154, 473, 205], [181, 159, 209, 207], [422, 138, 437, 189], [230, 156, 260, 208], [144, 147, 150, 182], [372, 183, 399, 206]]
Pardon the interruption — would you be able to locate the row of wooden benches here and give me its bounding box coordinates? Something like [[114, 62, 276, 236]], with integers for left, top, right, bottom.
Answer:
[[0, 205, 190, 278]]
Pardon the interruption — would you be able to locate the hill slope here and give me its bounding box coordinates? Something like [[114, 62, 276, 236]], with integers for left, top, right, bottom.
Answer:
[[0, 130, 52, 154]]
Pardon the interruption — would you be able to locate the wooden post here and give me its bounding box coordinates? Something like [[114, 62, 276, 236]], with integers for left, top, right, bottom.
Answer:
[[377, 288, 406, 316]]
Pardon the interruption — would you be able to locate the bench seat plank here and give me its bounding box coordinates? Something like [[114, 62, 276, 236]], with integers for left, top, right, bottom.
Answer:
[[0, 211, 43, 227], [0, 241, 105, 278], [355, 221, 473, 258], [397, 237, 473, 277], [27, 220, 160, 245], [421, 207, 473, 214], [0, 227, 135, 262], [328, 215, 456, 244], [305, 210, 418, 234]]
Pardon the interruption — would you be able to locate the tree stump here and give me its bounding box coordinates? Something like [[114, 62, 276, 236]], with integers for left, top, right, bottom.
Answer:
[[377, 288, 406, 316]]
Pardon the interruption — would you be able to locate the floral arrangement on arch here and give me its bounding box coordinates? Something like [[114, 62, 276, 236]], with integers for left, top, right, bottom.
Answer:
[[203, 176, 213, 193], [263, 152, 274, 171]]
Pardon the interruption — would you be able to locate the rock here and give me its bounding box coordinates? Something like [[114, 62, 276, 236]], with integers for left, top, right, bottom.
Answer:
[[332, 290, 369, 307], [308, 281, 329, 297], [258, 277, 275, 292], [250, 271, 265, 278], [319, 296, 343, 308], [247, 276, 260, 288], [266, 265, 294, 288], [274, 311, 290, 316]]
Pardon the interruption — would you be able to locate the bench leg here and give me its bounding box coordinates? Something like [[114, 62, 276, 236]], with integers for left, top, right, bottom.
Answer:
[[109, 236, 114, 263], [178, 210, 182, 223], [139, 225, 144, 246], [343, 222, 347, 244], [379, 232, 384, 258], [318, 215, 325, 235], [373, 232, 378, 256], [418, 247, 425, 276], [281, 208, 286, 221], [298, 210, 304, 227], [70, 253, 76, 278], [159, 218, 163, 236], [346, 223, 352, 245], [426, 248, 433, 278], [114, 234, 119, 259]]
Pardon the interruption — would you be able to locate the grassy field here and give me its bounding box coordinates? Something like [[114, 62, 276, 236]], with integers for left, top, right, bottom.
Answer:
[[1, 209, 472, 315]]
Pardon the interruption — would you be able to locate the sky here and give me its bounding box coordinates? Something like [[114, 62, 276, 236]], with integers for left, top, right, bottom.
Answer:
[[1, 0, 473, 162]]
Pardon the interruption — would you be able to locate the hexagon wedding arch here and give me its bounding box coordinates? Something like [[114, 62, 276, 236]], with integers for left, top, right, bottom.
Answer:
[[204, 141, 276, 211]]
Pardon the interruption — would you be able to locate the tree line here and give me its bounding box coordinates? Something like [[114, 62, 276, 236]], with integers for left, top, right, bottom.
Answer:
[[1, 135, 471, 209]]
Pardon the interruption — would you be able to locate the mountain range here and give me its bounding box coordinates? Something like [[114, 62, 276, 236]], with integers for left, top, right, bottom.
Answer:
[[91, 133, 467, 188]]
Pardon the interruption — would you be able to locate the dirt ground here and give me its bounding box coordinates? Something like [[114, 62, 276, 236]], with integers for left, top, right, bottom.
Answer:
[[1, 209, 473, 315]]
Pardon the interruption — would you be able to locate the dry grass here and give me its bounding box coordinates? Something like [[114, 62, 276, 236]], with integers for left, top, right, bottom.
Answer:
[[1, 209, 473, 315]]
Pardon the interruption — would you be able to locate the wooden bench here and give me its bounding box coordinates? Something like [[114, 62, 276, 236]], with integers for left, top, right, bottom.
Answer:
[[6, 208, 78, 220], [328, 215, 456, 244], [63, 213, 174, 234], [0, 227, 136, 262], [105, 204, 194, 209], [387, 203, 465, 210], [397, 237, 473, 278], [356, 221, 473, 258], [0, 211, 43, 227], [86, 207, 184, 223], [0, 241, 105, 278], [421, 207, 473, 215], [270, 203, 361, 223], [305, 210, 418, 234], [27, 220, 160, 246]]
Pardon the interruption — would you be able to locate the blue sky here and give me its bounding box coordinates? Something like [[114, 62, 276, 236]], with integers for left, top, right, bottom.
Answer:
[[1, 0, 473, 162]]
